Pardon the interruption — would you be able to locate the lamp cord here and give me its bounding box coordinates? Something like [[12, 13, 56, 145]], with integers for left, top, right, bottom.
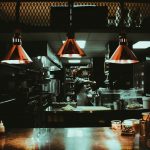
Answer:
[[119, 1, 126, 36], [69, 0, 73, 28], [67, 0, 74, 38], [16, 0, 20, 27]]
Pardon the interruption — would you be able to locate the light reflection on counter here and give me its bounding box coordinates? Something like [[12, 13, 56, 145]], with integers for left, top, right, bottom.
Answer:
[[0, 128, 148, 149]]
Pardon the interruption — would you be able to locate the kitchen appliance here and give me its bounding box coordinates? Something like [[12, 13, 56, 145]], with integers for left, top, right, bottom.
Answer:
[[142, 96, 150, 109]]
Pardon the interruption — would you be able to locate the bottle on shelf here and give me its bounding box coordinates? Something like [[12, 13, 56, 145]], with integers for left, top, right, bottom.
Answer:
[[0, 121, 5, 135]]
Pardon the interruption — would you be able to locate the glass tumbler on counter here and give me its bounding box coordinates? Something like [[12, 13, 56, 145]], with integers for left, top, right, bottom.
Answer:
[[121, 120, 135, 135], [111, 120, 122, 130], [126, 119, 140, 133], [133, 119, 140, 133]]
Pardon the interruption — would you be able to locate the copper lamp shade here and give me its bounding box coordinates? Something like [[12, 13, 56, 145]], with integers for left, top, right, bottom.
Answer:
[[106, 35, 139, 64], [57, 38, 86, 58], [1, 33, 32, 64]]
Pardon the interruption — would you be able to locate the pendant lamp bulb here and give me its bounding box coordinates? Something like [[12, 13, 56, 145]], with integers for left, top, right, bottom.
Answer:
[[13, 32, 22, 45], [118, 32, 128, 45]]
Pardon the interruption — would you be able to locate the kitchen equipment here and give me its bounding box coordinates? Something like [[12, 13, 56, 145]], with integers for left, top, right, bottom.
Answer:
[[75, 106, 110, 111], [121, 119, 135, 135], [49, 79, 60, 96], [142, 96, 150, 109], [113, 100, 121, 110], [111, 120, 121, 130]]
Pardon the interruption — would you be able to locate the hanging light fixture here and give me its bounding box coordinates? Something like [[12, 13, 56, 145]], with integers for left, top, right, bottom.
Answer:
[[57, 33, 86, 58], [105, 33, 139, 64], [1, 32, 32, 64], [1, 1, 32, 64], [105, 1, 139, 64], [57, 1, 86, 58]]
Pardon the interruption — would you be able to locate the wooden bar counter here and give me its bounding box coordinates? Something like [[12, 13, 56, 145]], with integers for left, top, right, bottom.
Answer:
[[0, 127, 149, 150]]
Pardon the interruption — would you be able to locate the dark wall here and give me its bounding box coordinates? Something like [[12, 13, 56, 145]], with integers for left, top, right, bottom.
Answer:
[[50, 6, 108, 30], [0, 65, 17, 94], [93, 57, 105, 88], [0, 64, 39, 96], [23, 41, 47, 57], [109, 64, 134, 89], [0, 42, 9, 60]]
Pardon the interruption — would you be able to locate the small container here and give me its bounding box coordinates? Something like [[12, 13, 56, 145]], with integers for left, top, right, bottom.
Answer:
[[140, 119, 146, 137], [111, 120, 122, 130], [142, 112, 150, 121], [128, 119, 140, 133], [121, 120, 135, 135], [142, 96, 150, 109], [113, 101, 120, 110], [0, 121, 5, 134]]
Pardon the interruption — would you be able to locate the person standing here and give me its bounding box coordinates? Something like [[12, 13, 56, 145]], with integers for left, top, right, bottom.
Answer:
[[73, 68, 96, 106]]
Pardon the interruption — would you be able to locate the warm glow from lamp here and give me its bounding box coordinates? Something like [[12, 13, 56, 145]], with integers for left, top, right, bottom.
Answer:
[[57, 38, 86, 58], [63, 40, 86, 49]]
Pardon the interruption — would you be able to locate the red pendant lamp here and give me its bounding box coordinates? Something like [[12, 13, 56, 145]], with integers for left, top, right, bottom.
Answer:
[[105, 33, 139, 64], [1, 33, 32, 64], [57, 33, 86, 58], [57, 1, 86, 58]]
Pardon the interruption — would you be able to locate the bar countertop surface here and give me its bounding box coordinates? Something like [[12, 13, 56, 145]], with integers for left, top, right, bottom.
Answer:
[[0, 127, 149, 150]]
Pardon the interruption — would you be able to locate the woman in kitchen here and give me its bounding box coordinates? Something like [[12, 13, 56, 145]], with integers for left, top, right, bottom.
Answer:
[[73, 68, 96, 106]]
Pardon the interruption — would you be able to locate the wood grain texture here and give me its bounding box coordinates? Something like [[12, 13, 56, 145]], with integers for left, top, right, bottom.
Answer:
[[0, 127, 145, 150]]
